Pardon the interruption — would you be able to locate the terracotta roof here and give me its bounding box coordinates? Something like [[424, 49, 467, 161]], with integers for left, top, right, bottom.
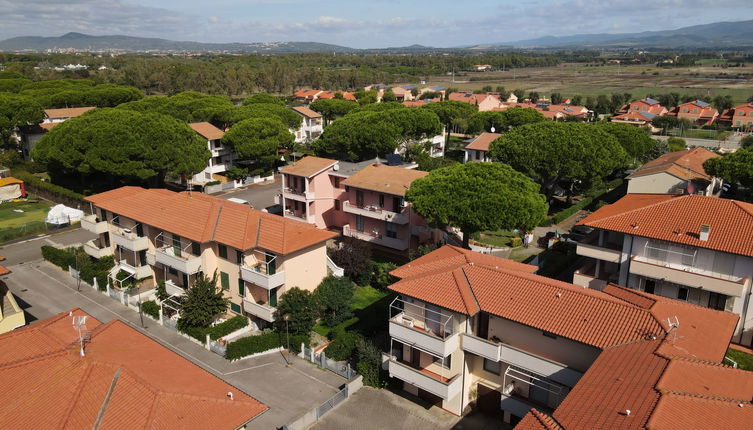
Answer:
[[612, 110, 655, 123], [465, 132, 501, 151], [390, 246, 665, 349], [43, 106, 95, 119], [189, 122, 225, 140], [291, 105, 322, 118], [0, 177, 23, 187], [341, 164, 427, 196], [85, 187, 336, 253], [448, 92, 499, 106], [578, 193, 753, 258], [0, 309, 266, 429], [627, 147, 719, 181], [39, 122, 58, 131], [517, 409, 564, 430], [294, 89, 322, 98], [315, 90, 356, 101], [646, 393, 753, 429], [280, 156, 337, 178], [0, 254, 8, 275]]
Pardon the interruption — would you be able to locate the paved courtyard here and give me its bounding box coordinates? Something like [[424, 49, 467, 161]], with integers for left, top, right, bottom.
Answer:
[[215, 176, 282, 212], [1, 231, 346, 430]]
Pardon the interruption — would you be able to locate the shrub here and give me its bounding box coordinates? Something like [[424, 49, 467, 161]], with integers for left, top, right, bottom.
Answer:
[[206, 315, 249, 340], [225, 331, 309, 360], [41, 246, 114, 291], [141, 300, 160, 319], [355, 338, 385, 387], [371, 261, 397, 290], [205, 180, 221, 186], [325, 331, 363, 361], [315, 276, 355, 327], [329, 238, 373, 286], [275, 287, 319, 335], [511, 237, 522, 247], [41, 245, 76, 269]]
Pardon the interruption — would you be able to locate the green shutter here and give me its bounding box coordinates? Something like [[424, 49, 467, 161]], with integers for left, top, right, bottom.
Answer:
[[230, 302, 241, 314], [219, 244, 227, 259], [220, 272, 230, 290], [238, 279, 245, 296]]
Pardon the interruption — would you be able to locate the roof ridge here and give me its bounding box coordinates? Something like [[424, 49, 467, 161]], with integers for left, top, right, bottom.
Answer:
[[584, 194, 685, 226], [0, 349, 70, 371], [660, 390, 753, 404], [456, 267, 480, 315]]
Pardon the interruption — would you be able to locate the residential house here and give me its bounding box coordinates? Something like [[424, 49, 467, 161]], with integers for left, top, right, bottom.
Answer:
[[280, 156, 342, 229], [81, 187, 336, 326], [674, 100, 719, 126], [619, 98, 669, 117], [626, 147, 721, 195], [419, 86, 446, 99], [290, 106, 323, 143], [572, 193, 753, 345], [383, 245, 743, 426], [42, 106, 96, 123], [474, 64, 492, 71], [728, 103, 753, 129], [610, 110, 659, 130], [189, 122, 232, 185], [341, 164, 432, 252], [463, 132, 501, 163], [392, 86, 416, 101], [0, 256, 25, 333], [293, 89, 323, 103], [20, 106, 96, 160], [0, 308, 267, 428], [316, 90, 357, 101], [448, 92, 501, 111]]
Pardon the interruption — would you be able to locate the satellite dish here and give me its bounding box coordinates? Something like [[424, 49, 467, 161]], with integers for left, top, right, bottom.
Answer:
[[490, 127, 496, 133]]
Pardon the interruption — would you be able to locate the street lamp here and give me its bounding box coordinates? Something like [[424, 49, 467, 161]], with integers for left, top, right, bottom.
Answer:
[[283, 314, 290, 352]]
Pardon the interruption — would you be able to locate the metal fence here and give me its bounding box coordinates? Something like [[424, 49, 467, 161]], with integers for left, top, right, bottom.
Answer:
[[316, 385, 348, 419], [108, 288, 122, 301], [209, 340, 227, 356], [302, 347, 358, 379], [162, 316, 177, 331]]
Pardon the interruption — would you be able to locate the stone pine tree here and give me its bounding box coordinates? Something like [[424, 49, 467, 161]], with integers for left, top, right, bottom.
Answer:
[[406, 162, 548, 248], [177, 271, 229, 331]]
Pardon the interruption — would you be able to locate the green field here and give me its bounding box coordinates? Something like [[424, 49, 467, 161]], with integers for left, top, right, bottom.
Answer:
[[726, 348, 753, 371], [0, 200, 50, 229]]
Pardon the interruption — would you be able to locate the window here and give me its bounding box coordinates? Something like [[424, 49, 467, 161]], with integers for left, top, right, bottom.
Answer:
[[230, 302, 241, 314], [269, 288, 278, 307], [386, 222, 398, 239], [192, 242, 201, 256], [218, 244, 228, 259], [483, 358, 501, 375], [542, 331, 558, 339], [333, 176, 341, 188], [646, 241, 669, 262], [356, 190, 364, 207], [708, 292, 727, 311], [644, 279, 656, 295], [334, 200, 341, 211], [168, 267, 178, 276], [238, 279, 245, 297], [236, 250, 243, 265], [432, 354, 451, 368], [220, 272, 230, 290], [677, 287, 689, 301], [379, 194, 385, 208], [356, 215, 365, 232]]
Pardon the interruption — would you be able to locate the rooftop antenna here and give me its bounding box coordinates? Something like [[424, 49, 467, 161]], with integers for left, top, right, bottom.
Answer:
[[666, 316, 680, 344], [72, 315, 90, 357]]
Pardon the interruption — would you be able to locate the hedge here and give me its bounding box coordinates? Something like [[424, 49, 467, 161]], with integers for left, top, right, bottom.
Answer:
[[179, 316, 250, 342], [12, 170, 85, 202], [41, 245, 114, 291], [226, 331, 309, 360], [325, 331, 363, 361], [141, 300, 160, 319], [41, 245, 77, 269]]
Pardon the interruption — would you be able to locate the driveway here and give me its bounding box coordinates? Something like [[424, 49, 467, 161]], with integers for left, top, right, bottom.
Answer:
[[309, 387, 460, 430], [215, 176, 282, 211], [1, 239, 346, 429]]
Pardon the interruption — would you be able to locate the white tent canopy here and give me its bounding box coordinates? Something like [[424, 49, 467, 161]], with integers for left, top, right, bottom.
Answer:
[[45, 204, 84, 225]]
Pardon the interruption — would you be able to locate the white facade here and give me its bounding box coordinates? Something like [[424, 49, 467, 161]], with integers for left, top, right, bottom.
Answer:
[[292, 114, 323, 143], [191, 137, 233, 184]]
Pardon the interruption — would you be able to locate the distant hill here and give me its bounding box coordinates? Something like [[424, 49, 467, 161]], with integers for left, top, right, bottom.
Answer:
[[499, 19, 753, 48], [0, 32, 357, 54]]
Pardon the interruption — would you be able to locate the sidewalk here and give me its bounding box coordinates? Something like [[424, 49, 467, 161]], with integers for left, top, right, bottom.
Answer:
[[5, 259, 346, 429]]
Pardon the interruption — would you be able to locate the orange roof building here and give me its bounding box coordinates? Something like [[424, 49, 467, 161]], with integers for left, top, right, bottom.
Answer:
[[380, 245, 744, 428], [464, 132, 501, 162], [0, 255, 24, 334], [0, 309, 267, 429], [448, 92, 500, 111], [674, 100, 719, 126], [290, 106, 324, 143], [187, 122, 231, 184], [573, 193, 753, 346], [43, 106, 96, 122], [82, 187, 336, 325], [626, 147, 721, 195]]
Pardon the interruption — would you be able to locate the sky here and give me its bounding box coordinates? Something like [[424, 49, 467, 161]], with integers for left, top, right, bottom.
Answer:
[[1, 0, 753, 48]]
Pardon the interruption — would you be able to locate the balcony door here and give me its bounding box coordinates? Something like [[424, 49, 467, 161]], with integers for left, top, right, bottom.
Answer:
[[356, 190, 364, 207], [393, 197, 401, 213], [356, 215, 365, 232], [425, 303, 443, 336], [478, 313, 490, 339], [172, 234, 182, 257], [266, 253, 276, 275]]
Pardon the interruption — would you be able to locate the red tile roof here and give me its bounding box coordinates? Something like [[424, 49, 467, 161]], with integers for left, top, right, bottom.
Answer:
[[189, 121, 225, 140], [291, 105, 322, 118], [43, 106, 95, 119], [465, 132, 501, 151], [280, 156, 337, 178], [85, 187, 336, 253], [0, 309, 266, 429], [341, 164, 427, 196], [517, 409, 564, 430], [39, 122, 59, 131], [578, 193, 753, 258], [627, 147, 719, 181]]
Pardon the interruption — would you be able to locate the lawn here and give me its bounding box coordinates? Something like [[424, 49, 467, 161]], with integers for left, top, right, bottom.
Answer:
[[475, 230, 520, 248], [314, 286, 391, 338], [726, 348, 753, 371], [0, 200, 51, 229], [668, 128, 731, 140]]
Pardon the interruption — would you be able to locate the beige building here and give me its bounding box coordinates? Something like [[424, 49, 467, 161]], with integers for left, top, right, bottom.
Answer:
[[82, 187, 336, 326], [626, 147, 721, 195], [0, 257, 24, 334]]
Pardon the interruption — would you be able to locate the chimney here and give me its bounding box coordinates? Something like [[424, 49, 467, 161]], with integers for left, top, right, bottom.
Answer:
[[699, 224, 711, 241]]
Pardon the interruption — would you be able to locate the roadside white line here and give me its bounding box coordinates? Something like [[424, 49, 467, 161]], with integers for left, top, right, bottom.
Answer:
[[223, 362, 275, 375]]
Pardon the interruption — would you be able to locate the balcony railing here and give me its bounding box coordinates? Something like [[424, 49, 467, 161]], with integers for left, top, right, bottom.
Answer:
[[342, 201, 409, 224], [282, 187, 314, 200], [111, 226, 149, 251], [388, 296, 458, 357], [283, 209, 309, 222], [164, 279, 186, 297], [243, 297, 276, 322], [240, 263, 285, 290], [155, 245, 202, 274], [343, 224, 409, 251], [386, 357, 462, 401], [630, 257, 745, 297], [83, 240, 113, 259], [80, 214, 109, 234], [119, 261, 153, 280]]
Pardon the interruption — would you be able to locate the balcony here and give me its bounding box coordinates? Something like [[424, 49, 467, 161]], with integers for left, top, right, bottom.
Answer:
[[80, 214, 109, 234], [241, 264, 285, 290], [571, 260, 615, 291], [283, 209, 314, 224], [342, 201, 409, 224], [575, 232, 622, 263], [461, 333, 582, 387], [386, 357, 462, 401], [343, 224, 409, 251], [630, 257, 746, 297], [389, 313, 459, 358], [243, 297, 276, 322], [111, 227, 149, 251], [155, 246, 202, 275], [83, 240, 113, 259], [164, 279, 186, 297], [282, 186, 314, 201], [119, 261, 153, 280]]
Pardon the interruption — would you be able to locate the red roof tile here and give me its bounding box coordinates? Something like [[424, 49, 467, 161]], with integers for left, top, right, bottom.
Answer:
[[43, 106, 95, 119], [281, 156, 337, 178], [627, 147, 719, 181], [646, 393, 753, 430], [341, 164, 427, 196], [578, 194, 753, 258], [465, 132, 501, 151], [291, 105, 322, 118], [517, 409, 564, 429], [189, 121, 225, 140]]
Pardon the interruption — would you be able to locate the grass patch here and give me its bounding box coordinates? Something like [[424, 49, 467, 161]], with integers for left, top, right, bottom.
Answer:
[[669, 128, 731, 140], [314, 286, 389, 337], [726, 348, 753, 371], [476, 230, 520, 248], [0, 199, 50, 229]]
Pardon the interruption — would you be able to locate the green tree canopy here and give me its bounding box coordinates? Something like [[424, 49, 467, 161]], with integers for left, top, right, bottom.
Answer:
[[420, 100, 478, 133], [384, 108, 442, 145], [489, 122, 629, 199], [176, 272, 229, 330], [502, 107, 547, 128], [32, 108, 209, 188], [229, 103, 302, 129], [467, 107, 546, 133], [312, 111, 401, 161], [315, 276, 355, 326], [595, 122, 655, 161], [276, 287, 318, 335], [550, 93, 563, 105], [118, 91, 235, 125], [741, 135, 753, 149], [349, 101, 405, 114], [242, 93, 285, 106], [703, 149, 753, 189], [222, 117, 293, 160], [667, 137, 687, 152], [354, 89, 378, 104], [309, 98, 359, 123], [406, 162, 548, 248], [0, 93, 44, 145]]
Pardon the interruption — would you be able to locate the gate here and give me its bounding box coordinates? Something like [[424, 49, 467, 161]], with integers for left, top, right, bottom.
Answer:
[[316, 385, 348, 419]]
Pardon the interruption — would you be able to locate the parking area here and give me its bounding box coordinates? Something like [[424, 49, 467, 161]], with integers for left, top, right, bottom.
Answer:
[[215, 176, 282, 212], [1, 238, 347, 429]]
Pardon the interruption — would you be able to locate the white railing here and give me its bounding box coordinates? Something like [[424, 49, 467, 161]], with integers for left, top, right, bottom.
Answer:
[[110, 224, 149, 251], [342, 201, 409, 224], [343, 224, 409, 250], [386, 357, 461, 401], [164, 279, 186, 296], [83, 240, 113, 258], [243, 297, 276, 322], [154, 245, 202, 275], [327, 256, 345, 277], [119, 261, 153, 280], [240, 263, 285, 289], [80, 214, 109, 234], [633, 254, 743, 283]]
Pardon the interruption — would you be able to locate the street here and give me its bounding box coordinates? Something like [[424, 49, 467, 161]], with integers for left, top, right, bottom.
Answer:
[[214, 176, 282, 212]]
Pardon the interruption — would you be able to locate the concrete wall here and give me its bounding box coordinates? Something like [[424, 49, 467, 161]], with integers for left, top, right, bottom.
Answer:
[[282, 244, 328, 293], [627, 172, 684, 194]]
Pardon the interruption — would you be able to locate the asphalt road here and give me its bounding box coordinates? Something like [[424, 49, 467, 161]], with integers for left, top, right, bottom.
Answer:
[[0, 227, 95, 266], [214, 177, 282, 212]]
